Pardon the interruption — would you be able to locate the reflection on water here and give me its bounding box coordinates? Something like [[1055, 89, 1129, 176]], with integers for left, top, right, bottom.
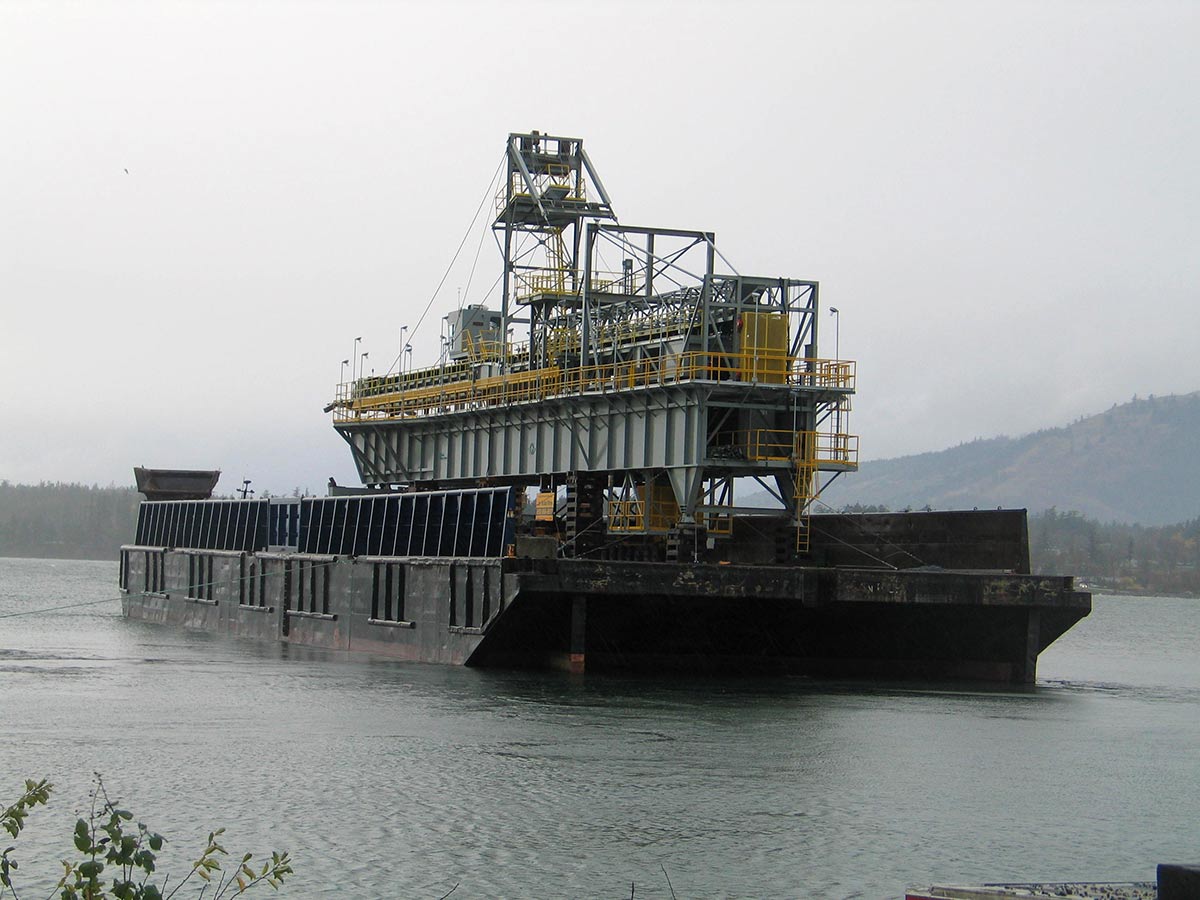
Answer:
[[1, 558, 1196, 898]]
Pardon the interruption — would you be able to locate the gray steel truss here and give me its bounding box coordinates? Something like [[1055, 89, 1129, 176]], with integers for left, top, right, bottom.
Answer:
[[336, 378, 852, 523]]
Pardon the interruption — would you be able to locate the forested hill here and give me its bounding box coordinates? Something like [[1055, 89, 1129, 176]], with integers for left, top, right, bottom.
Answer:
[[821, 392, 1200, 526], [0, 482, 140, 560]]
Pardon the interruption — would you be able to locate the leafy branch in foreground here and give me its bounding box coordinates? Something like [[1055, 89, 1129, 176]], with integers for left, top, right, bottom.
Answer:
[[1, 776, 293, 900], [2, 778, 54, 890]]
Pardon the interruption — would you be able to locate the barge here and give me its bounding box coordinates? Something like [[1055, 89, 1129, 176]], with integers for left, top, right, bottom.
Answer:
[[120, 131, 1090, 681]]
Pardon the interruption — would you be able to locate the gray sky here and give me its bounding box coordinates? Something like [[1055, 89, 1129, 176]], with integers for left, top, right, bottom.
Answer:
[[3, 1, 1197, 495]]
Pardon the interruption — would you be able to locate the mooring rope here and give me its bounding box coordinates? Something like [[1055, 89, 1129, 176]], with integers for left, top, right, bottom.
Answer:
[[0, 555, 346, 620], [0, 597, 121, 619]]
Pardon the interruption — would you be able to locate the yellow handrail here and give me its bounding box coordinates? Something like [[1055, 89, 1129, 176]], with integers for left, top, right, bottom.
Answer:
[[334, 352, 856, 422], [715, 430, 859, 468], [513, 268, 643, 299]]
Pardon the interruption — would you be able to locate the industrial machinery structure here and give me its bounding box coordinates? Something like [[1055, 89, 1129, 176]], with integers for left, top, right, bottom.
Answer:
[[120, 132, 1090, 682], [333, 131, 857, 558]]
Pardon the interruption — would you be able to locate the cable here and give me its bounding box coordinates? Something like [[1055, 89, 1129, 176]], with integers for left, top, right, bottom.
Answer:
[[808, 497, 927, 568], [384, 156, 505, 375], [2, 555, 352, 621], [460, 201, 493, 312], [0, 597, 120, 619]]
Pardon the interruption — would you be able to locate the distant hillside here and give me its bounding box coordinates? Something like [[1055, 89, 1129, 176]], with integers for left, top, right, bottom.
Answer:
[[820, 392, 1200, 525]]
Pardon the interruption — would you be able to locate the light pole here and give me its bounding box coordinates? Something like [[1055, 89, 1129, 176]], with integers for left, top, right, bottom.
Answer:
[[404, 343, 412, 376], [828, 306, 842, 441], [352, 336, 362, 379], [399, 325, 408, 373], [360, 351, 369, 385]]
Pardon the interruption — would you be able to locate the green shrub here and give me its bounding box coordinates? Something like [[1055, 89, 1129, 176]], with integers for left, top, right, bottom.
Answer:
[[2, 776, 292, 899]]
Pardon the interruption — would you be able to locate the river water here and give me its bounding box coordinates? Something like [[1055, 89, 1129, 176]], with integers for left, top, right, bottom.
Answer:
[[1, 557, 1196, 898]]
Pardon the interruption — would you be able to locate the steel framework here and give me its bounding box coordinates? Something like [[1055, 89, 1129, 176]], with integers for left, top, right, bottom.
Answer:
[[332, 132, 857, 552]]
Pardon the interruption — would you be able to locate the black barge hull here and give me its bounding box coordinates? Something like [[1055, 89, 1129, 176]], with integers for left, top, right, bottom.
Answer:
[[119, 549, 1089, 683]]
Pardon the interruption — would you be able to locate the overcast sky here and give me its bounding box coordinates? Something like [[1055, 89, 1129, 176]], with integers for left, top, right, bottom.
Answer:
[[3, 1, 1197, 495]]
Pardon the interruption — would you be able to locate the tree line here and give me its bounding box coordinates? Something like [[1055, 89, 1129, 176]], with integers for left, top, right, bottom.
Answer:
[[1028, 506, 1200, 597], [1, 481, 1197, 595], [0, 481, 141, 560]]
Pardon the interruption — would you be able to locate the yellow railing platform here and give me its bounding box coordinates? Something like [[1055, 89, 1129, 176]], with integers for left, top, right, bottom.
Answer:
[[727, 429, 859, 468], [333, 352, 856, 423]]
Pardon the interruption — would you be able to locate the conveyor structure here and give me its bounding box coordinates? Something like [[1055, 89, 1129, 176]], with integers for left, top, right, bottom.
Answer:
[[331, 131, 858, 557]]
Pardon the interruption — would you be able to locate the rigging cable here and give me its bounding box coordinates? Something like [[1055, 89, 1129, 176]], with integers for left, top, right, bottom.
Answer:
[[808, 496, 928, 568], [0, 597, 121, 619], [1, 556, 347, 620], [384, 156, 505, 375]]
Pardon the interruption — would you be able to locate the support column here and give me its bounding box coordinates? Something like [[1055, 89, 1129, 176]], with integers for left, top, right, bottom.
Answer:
[[564, 474, 603, 557], [569, 595, 587, 674], [1021, 608, 1041, 684]]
